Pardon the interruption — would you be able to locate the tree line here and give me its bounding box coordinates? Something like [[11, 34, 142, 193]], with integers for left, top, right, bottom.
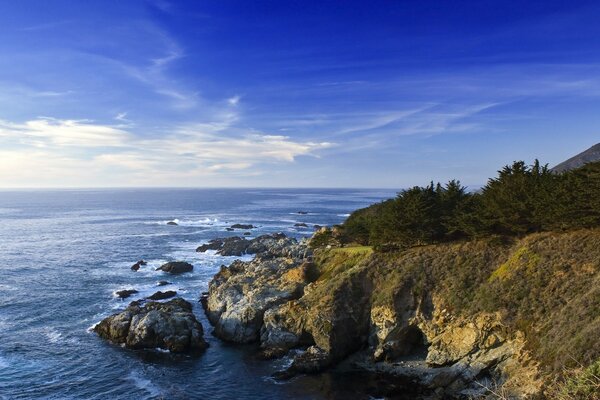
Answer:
[[341, 160, 600, 248]]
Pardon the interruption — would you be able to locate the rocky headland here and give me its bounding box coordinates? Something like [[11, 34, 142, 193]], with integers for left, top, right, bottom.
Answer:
[[204, 228, 600, 399]]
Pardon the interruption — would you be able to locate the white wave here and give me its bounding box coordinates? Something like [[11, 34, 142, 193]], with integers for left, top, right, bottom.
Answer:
[[154, 348, 170, 353], [0, 355, 8, 369], [337, 213, 351, 217], [149, 217, 227, 227], [44, 328, 62, 344], [126, 371, 162, 398]]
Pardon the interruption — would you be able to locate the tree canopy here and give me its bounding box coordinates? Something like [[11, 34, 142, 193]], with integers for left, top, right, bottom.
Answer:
[[341, 160, 600, 248]]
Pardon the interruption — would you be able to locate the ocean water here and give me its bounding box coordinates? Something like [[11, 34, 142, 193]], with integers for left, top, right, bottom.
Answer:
[[0, 188, 398, 400]]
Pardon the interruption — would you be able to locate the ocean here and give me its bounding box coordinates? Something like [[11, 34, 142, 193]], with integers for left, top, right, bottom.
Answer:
[[0, 188, 397, 400]]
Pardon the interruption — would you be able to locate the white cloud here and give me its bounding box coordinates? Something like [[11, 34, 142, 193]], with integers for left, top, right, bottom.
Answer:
[[0, 118, 130, 147], [0, 117, 334, 187], [227, 95, 241, 106], [115, 112, 129, 122]]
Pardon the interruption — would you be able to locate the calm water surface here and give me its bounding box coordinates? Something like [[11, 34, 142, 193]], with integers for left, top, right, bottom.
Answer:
[[0, 189, 398, 400]]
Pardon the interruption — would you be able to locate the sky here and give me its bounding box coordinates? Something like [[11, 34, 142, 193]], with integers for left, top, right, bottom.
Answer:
[[1, 0, 600, 188]]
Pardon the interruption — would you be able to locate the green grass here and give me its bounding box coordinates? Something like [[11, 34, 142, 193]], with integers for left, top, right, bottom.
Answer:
[[314, 246, 373, 282], [329, 246, 373, 255]]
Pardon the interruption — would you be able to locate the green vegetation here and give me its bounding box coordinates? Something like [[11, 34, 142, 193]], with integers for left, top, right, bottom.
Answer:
[[314, 245, 373, 281], [341, 160, 600, 248], [551, 358, 600, 400]]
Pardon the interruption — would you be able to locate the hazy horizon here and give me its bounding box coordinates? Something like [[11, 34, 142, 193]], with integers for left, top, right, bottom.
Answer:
[[1, 1, 599, 188]]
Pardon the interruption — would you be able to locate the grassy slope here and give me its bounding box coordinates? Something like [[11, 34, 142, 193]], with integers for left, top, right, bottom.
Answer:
[[313, 229, 600, 383]]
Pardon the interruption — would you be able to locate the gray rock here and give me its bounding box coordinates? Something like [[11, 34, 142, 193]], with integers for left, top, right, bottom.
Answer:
[[205, 239, 313, 343], [94, 298, 207, 353], [115, 289, 138, 299], [156, 261, 193, 274], [148, 290, 177, 300], [230, 224, 255, 230]]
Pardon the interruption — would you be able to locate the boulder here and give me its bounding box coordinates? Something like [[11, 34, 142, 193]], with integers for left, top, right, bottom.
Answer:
[[94, 298, 207, 353], [115, 289, 138, 299], [148, 290, 177, 300], [156, 261, 193, 274], [226, 228, 234, 231], [167, 221, 178, 226], [157, 281, 170, 286], [131, 262, 141, 271], [230, 224, 255, 230], [294, 223, 308, 228]]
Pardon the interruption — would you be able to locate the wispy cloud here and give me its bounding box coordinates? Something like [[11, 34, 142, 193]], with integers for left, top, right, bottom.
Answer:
[[0, 116, 333, 187], [227, 95, 241, 106]]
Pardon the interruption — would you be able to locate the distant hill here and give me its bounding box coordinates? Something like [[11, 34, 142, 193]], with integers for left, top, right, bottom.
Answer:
[[552, 142, 600, 172]]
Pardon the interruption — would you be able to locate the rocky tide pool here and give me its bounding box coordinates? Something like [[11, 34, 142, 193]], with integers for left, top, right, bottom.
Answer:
[[0, 188, 399, 400]]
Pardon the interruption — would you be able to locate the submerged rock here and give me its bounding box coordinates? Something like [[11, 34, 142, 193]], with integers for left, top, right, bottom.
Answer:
[[147, 290, 177, 300], [167, 221, 178, 226], [157, 280, 170, 286], [294, 223, 308, 228], [131, 260, 147, 271], [156, 261, 193, 274], [94, 298, 207, 353], [115, 289, 138, 299]]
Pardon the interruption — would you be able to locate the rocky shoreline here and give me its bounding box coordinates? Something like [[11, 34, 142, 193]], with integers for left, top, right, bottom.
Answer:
[[93, 229, 567, 398], [202, 230, 543, 399]]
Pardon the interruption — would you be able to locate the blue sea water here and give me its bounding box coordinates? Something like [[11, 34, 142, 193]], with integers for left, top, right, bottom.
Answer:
[[0, 188, 397, 400]]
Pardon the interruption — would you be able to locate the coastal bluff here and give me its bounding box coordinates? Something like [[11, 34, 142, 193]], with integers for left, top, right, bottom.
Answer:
[[205, 229, 600, 399]]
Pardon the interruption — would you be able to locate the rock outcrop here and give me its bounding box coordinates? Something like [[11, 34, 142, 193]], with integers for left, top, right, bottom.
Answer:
[[205, 234, 314, 343], [115, 289, 138, 299], [230, 224, 255, 230], [196, 233, 302, 257], [94, 298, 207, 353], [147, 290, 177, 300], [156, 261, 193, 274]]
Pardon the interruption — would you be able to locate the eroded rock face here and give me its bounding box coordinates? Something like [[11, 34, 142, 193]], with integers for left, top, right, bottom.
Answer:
[[156, 261, 193, 274], [205, 237, 313, 343], [94, 298, 207, 353], [260, 262, 373, 362], [204, 235, 544, 398]]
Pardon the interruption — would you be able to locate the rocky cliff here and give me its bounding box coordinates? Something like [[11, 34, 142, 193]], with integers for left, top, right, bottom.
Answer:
[[205, 230, 600, 398]]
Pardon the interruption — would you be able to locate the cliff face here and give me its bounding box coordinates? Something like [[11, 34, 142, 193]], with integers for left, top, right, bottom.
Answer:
[[205, 230, 600, 398]]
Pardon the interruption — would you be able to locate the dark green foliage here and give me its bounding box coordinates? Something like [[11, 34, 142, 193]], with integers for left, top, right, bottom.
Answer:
[[341, 160, 600, 248]]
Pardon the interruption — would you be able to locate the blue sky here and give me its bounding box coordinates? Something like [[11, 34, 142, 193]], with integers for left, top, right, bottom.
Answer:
[[0, 0, 599, 188]]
